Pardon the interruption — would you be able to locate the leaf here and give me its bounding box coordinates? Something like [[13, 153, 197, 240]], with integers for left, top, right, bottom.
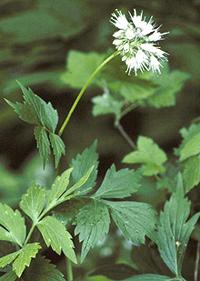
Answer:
[[176, 124, 200, 161], [106, 201, 157, 245], [75, 200, 110, 262], [92, 91, 123, 120], [0, 204, 26, 246], [20, 185, 46, 223], [155, 185, 200, 275], [62, 51, 106, 89], [179, 132, 200, 161], [48, 168, 73, 207], [0, 251, 20, 269], [7, 82, 58, 132], [23, 256, 65, 281], [183, 155, 200, 193], [122, 274, 174, 281], [0, 271, 17, 281], [123, 136, 167, 176], [146, 70, 189, 108], [12, 243, 41, 277], [34, 126, 51, 168], [38, 216, 76, 263], [49, 133, 65, 168], [71, 141, 99, 195], [93, 165, 140, 199]]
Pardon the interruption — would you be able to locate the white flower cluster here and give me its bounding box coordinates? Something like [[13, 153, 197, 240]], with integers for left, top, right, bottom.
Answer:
[[111, 9, 168, 75]]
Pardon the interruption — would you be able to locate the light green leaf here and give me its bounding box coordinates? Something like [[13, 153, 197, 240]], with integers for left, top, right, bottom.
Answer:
[[23, 256, 65, 281], [0, 271, 17, 281], [62, 51, 105, 89], [106, 201, 157, 245], [92, 91, 123, 120], [20, 185, 46, 223], [122, 274, 176, 281], [48, 168, 73, 207], [146, 70, 189, 108], [38, 216, 76, 263], [176, 124, 200, 161], [123, 136, 167, 176], [12, 243, 41, 277], [0, 204, 26, 246], [179, 132, 200, 161], [75, 200, 110, 262], [71, 141, 99, 195], [93, 165, 140, 199], [0, 251, 20, 269], [183, 155, 200, 193], [49, 133, 65, 168], [155, 185, 200, 275], [34, 126, 51, 168]]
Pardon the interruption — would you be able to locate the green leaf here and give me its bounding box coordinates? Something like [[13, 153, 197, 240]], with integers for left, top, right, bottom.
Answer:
[[49, 133, 65, 168], [122, 275, 175, 281], [123, 136, 167, 176], [38, 216, 76, 263], [183, 155, 200, 193], [176, 124, 200, 161], [0, 271, 17, 281], [34, 126, 51, 168], [93, 165, 140, 199], [92, 91, 123, 120], [71, 141, 99, 195], [146, 70, 189, 108], [20, 185, 46, 223], [75, 200, 110, 262], [12, 243, 41, 277], [62, 51, 105, 89], [155, 185, 200, 275], [0, 251, 20, 269], [106, 201, 157, 245], [48, 168, 73, 207], [0, 204, 26, 246], [179, 132, 200, 161], [23, 256, 65, 281], [7, 82, 58, 132]]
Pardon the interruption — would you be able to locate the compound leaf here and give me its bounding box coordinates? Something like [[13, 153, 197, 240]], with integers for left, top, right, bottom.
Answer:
[[34, 126, 51, 168], [49, 133, 65, 168], [183, 155, 200, 193]]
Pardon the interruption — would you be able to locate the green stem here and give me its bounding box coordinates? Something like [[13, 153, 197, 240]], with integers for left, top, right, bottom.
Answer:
[[67, 259, 73, 281], [24, 223, 36, 245], [58, 51, 119, 136]]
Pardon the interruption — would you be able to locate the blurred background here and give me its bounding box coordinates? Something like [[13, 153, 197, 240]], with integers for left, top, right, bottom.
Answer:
[[0, 0, 200, 279]]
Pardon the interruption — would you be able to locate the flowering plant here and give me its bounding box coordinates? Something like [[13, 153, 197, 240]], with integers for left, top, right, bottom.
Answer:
[[0, 8, 199, 281]]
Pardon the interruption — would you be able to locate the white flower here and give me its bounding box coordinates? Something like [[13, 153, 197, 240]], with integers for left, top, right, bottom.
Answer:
[[110, 9, 168, 75]]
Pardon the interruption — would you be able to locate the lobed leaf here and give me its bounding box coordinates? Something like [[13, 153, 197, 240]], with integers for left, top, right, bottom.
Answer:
[[70, 141, 99, 195], [75, 200, 110, 262], [94, 165, 140, 199], [38, 216, 76, 263], [123, 136, 167, 176], [49, 133, 65, 168], [106, 201, 157, 245], [0, 204, 26, 246], [20, 185, 46, 223], [34, 126, 51, 168]]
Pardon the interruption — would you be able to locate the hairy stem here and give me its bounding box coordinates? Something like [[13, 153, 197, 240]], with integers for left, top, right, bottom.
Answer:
[[194, 241, 200, 281], [115, 121, 136, 149], [58, 51, 119, 136]]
